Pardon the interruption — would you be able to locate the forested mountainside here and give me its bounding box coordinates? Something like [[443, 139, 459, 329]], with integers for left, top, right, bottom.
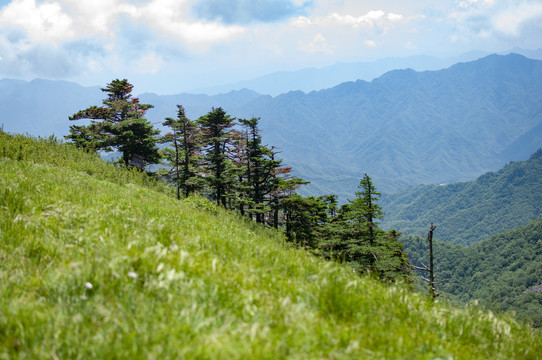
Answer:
[[3, 132, 541, 358], [236, 53, 542, 197], [381, 148, 542, 245], [2, 54, 542, 198], [403, 217, 542, 328]]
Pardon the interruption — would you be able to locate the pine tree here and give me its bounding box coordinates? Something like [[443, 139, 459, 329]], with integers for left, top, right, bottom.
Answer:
[[160, 105, 202, 199], [349, 173, 384, 244], [66, 79, 160, 168], [319, 174, 411, 282], [282, 194, 328, 248], [198, 107, 236, 207], [239, 118, 282, 223]]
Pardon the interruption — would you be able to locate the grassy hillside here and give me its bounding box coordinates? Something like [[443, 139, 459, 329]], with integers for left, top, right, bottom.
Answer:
[[403, 218, 542, 327], [381, 149, 542, 245], [1, 132, 541, 359]]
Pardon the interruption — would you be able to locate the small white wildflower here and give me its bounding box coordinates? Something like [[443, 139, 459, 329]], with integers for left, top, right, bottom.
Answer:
[[85, 282, 93, 290], [128, 271, 138, 279]]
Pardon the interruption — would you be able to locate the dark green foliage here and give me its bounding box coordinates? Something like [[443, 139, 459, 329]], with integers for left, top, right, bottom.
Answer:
[[238, 117, 282, 223], [197, 107, 237, 206], [282, 194, 328, 248], [403, 218, 542, 327], [381, 149, 542, 245], [319, 207, 411, 283], [348, 174, 384, 244], [65, 79, 160, 168], [278, 175, 411, 283], [160, 105, 203, 199]]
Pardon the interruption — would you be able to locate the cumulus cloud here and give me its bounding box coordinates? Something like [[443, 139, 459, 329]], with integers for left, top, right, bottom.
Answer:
[[191, 0, 312, 24], [0, 0, 74, 43], [0, 0, 248, 79], [492, 2, 542, 36], [450, 0, 542, 39]]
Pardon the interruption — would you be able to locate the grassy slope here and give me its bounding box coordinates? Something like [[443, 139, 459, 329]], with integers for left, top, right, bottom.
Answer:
[[1, 133, 541, 359]]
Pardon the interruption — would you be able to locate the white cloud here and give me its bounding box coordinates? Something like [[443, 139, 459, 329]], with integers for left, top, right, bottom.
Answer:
[[0, 0, 246, 45], [139, 0, 245, 45], [450, 0, 542, 39], [0, 0, 74, 43], [492, 2, 542, 36], [318, 10, 406, 29], [302, 33, 332, 54]]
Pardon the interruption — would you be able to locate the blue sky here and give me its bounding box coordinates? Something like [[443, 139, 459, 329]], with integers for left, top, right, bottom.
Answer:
[[0, 0, 541, 94]]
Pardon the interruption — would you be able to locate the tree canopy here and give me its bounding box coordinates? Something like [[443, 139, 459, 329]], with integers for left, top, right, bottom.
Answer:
[[66, 79, 160, 168]]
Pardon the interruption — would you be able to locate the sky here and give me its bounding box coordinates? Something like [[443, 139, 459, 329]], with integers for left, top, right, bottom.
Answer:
[[0, 0, 541, 94]]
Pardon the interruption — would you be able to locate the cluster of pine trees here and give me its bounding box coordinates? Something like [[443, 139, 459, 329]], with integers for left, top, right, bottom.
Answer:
[[66, 79, 411, 283]]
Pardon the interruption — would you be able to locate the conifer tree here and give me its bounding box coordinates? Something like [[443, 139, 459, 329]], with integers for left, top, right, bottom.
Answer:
[[319, 174, 411, 282], [160, 105, 202, 199], [239, 118, 282, 223], [198, 107, 236, 207], [349, 173, 384, 244], [282, 194, 328, 248], [66, 79, 160, 168]]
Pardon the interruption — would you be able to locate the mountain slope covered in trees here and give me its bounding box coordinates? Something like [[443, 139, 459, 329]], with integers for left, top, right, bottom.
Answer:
[[381, 149, 542, 245], [403, 217, 542, 327], [236, 53, 542, 196], [2, 132, 541, 358]]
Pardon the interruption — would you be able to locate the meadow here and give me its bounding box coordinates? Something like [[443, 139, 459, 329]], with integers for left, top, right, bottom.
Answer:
[[1, 132, 540, 359]]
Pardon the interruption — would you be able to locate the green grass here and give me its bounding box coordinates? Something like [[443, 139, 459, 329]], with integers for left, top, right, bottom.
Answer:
[[1, 132, 541, 359]]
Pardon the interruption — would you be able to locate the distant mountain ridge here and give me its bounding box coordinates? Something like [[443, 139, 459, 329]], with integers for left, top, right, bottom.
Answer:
[[233, 53, 542, 196], [193, 49, 542, 95], [2, 53, 542, 199]]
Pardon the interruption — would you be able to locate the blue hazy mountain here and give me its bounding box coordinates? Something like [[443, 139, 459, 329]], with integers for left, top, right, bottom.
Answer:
[[2, 53, 541, 200]]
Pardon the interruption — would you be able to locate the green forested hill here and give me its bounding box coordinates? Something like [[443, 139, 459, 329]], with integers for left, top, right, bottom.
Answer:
[[403, 217, 542, 327], [381, 149, 542, 245], [1, 132, 541, 358]]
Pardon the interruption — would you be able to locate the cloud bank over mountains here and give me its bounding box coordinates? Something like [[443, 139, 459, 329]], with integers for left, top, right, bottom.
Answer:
[[0, 0, 541, 94]]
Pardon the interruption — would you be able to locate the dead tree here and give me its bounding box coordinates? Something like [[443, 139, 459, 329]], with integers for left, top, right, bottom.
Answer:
[[412, 223, 445, 300]]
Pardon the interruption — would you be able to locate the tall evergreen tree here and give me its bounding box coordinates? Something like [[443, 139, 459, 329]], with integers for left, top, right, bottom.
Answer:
[[66, 79, 160, 168], [348, 173, 384, 244], [239, 118, 282, 223], [160, 105, 202, 199], [319, 174, 411, 282], [198, 107, 236, 207]]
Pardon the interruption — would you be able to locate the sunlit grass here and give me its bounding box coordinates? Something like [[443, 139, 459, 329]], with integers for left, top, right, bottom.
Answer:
[[1, 132, 541, 359]]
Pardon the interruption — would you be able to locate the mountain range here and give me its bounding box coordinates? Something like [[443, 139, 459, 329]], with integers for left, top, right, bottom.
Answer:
[[193, 48, 542, 95], [234, 53, 542, 196], [2, 53, 542, 199]]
